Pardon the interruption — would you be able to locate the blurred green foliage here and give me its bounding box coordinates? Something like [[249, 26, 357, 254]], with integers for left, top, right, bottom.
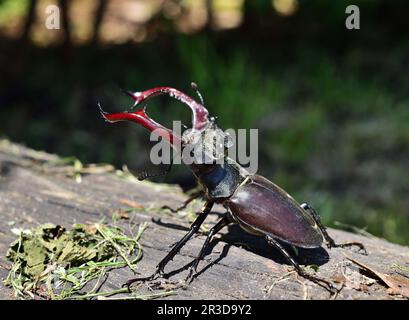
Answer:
[[1, 0, 408, 245], [0, 0, 28, 24]]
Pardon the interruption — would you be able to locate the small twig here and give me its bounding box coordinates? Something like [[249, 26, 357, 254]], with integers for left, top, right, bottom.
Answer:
[[70, 287, 130, 299], [95, 224, 137, 273], [89, 266, 107, 295], [295, 274, 309, 300], [97, 290, 176, 300], [0, 262, 11, 270], [265, 270, 296, 296]]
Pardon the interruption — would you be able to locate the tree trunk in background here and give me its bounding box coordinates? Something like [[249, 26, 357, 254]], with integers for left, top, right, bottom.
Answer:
[[20, 0, 38, 45], [91, 0, 108, 45]]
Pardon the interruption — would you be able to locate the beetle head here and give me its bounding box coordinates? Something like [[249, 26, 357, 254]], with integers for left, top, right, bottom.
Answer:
[[181, 116, 233, 165]]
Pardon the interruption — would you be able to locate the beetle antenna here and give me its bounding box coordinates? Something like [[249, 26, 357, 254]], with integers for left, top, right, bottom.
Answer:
[[137, 158, 174, 181], [191, 82, 205, 106]]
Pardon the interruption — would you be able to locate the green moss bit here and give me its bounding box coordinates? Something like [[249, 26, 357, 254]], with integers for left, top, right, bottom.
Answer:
[[4, 222, 175, 300]]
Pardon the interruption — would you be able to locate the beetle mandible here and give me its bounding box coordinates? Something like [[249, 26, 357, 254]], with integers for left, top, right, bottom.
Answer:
[[100, 84, 366, 292]]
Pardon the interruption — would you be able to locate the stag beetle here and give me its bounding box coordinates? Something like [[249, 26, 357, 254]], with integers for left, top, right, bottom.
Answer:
[[100, 84, 366, 292]]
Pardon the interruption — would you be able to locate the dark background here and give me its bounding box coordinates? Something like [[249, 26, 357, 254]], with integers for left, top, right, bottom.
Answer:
[[1, 0, 408, 245]]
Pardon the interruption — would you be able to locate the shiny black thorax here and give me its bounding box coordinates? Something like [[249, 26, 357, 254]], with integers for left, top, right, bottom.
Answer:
[[189, 160, 247, 199]]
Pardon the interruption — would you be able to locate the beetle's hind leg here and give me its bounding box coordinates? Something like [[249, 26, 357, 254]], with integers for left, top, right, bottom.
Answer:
[[300, 203, 367, 255], [185, 216, 231, 283], [266, 236, 337, 295]]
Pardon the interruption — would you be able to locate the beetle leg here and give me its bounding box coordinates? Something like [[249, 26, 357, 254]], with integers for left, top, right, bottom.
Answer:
[[185, 216, 231, 283], [266, 236, 337, 294], [300, 203, 367, 255], [162, 189, 205, 213], [124, 200, 214, 291]]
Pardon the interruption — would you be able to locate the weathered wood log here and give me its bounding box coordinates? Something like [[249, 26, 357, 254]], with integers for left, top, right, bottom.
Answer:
[[0, 139, 408, 300]]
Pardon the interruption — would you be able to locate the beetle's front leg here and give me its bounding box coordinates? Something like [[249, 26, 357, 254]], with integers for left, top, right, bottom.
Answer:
[[300, 203, 367, 255], [124, 200, 214, 291]]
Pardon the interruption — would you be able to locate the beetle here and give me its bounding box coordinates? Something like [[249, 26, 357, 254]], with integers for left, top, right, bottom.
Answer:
[[100, 84, 366, 292]]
